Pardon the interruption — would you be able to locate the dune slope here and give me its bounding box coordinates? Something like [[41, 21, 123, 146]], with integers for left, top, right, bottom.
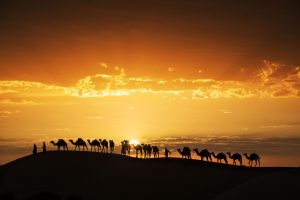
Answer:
[[0, 151, 297, 200]]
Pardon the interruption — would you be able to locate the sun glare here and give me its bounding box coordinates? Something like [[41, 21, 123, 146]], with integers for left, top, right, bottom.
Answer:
[[129, 139, 139, 146]]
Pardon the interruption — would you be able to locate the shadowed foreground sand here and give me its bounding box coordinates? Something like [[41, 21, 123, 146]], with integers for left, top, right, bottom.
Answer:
[[0, 151, 299, 200]]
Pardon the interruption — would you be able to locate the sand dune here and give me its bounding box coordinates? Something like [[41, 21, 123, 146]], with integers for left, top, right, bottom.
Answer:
[[0, 151, 298, 200]]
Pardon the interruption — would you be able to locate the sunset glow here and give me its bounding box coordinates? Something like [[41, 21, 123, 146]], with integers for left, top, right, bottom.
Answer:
[[0, 0, 300, 167], [129, 140, 140, 146]]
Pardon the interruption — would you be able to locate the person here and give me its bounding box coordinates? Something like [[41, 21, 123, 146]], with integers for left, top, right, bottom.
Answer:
[[43, 142, 46, 153], [165, 147, 171, 159], [33, 144, 37, 155]]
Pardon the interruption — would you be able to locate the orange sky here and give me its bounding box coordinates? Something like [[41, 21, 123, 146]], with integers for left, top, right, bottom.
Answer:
[[0, 0, 300, 166]]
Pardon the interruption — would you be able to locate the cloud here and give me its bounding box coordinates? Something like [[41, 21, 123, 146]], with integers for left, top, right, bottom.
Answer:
[[260, 124, 294, 129], [0, 110, 20, 118], [87, 116, 104, 119], [255, 60, 300, 98], [168, 67, 175, 72], [56, 128, 70, 131], [99, 62, 108, 68], [0, 99, 38, 105], [221, 109, 232, 114], [0, 60, 299, 99]]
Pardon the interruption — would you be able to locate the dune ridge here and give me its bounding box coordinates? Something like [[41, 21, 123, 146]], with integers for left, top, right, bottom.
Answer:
[[0, 151, 298, 200]]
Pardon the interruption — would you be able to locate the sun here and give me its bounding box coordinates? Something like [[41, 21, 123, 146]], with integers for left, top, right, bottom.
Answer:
[[129, 139, 140, 146]]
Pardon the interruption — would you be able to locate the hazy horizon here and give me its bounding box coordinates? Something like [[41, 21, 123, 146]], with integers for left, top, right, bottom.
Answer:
[[1, 134, 299, 167]]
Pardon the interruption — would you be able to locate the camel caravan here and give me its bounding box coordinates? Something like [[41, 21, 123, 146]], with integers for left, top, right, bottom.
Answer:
[[50, 138, 261, 167]]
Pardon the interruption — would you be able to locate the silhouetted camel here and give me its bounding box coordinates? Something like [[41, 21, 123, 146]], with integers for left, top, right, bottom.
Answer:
[[152, 145, 159, 158], [193, 148, 212, 162], [125, 140, 131, 155], [121, 141, 126, 155], [100, 139, 109, 153], [226, 152, 242, 166], [69, 138, 88, 151], [87, 139, 101, 152], [147, 144, 152, 158], [141, 144, 148, 158], [121, 140, 131, 156], [141, 144, 152, 158], [50, 139, 68, 151], [109, 140, 115, 153], [134, 144, 143, 158], [243, 153, 260, 167], [177, 147, 191, 159], [211, 152, 228, 164]]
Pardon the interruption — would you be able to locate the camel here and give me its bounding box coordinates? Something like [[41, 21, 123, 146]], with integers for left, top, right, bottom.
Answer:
[[226, 152, 242, 166], [100, 139, 109, 153], [193, 148, 212, 162], [152, 145, 159, 158], [121, 141, 126, 155], [124, 140, 131, 155], [243, 153, 260, 167], [50, 139, 68, 151], [147, 144, 152, 158], [109, 140, 115, 153], [69, 138, 88, 151], [141, 144, 148, 158], [211, 152, 228, 164], [134, 144, 143, 158], [141, 144, 152, 158], [87, 139, 101, 152], [177, 147, 191, 159], [121, 140, 131, 156]]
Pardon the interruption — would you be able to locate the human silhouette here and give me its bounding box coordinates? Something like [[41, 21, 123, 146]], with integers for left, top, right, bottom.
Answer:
[[43, 142, 46, 153], [164, 148, 171, 158], [32, 144, 37, 155]]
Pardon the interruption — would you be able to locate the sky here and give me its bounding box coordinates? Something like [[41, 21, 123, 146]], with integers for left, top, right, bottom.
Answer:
[[0, 0, 300, 166]]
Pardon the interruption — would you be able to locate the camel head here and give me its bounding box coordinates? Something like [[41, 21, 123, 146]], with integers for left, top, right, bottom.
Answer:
[[50, 141, 55, 144], [193, 148, 198, 152], [226, 152, 231, 155]]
